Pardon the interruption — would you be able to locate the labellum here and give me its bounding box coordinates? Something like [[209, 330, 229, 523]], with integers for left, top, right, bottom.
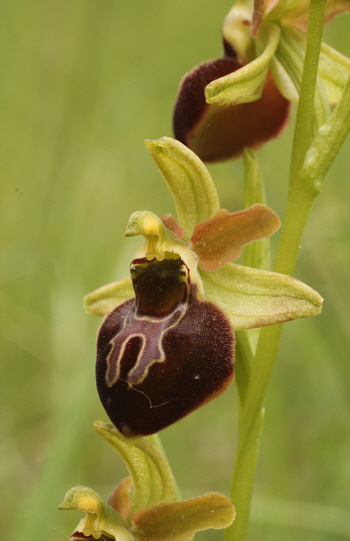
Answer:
[[96, 255, 234, 438]]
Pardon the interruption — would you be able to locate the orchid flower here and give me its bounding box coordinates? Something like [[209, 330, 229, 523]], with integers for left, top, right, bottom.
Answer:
[[173, 0, 350, 161], [84, 137, 322, 439], [59, 421, 236, 541]]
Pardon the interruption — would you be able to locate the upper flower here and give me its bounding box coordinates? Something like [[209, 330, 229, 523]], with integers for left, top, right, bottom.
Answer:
[[173, 0, 350, 161], [84, 137, 322, 439]]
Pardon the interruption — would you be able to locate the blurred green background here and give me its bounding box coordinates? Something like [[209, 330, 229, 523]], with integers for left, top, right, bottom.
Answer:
[[1, 1, 349, 540]]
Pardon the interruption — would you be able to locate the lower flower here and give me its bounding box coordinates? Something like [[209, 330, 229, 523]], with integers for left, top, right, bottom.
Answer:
[[59, 422, 236, 541]]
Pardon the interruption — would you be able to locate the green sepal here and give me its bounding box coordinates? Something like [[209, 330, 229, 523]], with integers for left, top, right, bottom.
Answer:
[[58, 486, 133, 541], [145, 138, 220, 241], [200, 263, 323, 331], [94, 421, 176, 516], [298, 73, 350, 192], [241, 148, 271, 357], [131, 492, 235, 541], [275, 27, 330, 132], [270, 56, 299, 102], [280, 27, 350, 107], [242, 148, 271, 272], [84, 277, 134, 317], [319, 42, 350, 107], [205, 23, 280, 105]]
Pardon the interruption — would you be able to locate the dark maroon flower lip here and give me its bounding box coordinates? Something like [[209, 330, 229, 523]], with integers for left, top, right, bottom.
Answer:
[[173, 58, 290, 162], [96, 256, 234, 438]]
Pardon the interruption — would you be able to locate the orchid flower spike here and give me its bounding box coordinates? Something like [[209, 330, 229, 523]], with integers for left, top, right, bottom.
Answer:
[[84, 137, 323, 439], [173, 0, 350, 161]]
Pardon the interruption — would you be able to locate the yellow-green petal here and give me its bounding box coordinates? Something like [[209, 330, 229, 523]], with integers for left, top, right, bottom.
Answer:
[[145, 138, 220, 240], [205, 23, 281, 106], [94, 421, 176, 515], [200, 263, 323, 331], [131, 492, 235, 541], [84, 277, 135, 317]]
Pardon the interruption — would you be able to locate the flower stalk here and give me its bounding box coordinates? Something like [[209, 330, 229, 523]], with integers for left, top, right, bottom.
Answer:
[[225, 2, 336, 540]]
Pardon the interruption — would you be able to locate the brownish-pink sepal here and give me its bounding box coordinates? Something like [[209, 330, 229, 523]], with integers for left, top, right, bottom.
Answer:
[[130, 492, 235, 541], [173, 59, 290, 162], [252, 0, 265, 36], [160, 214, 183, 239], [108, 476, 132, 519], [189, 204, 281, 271]]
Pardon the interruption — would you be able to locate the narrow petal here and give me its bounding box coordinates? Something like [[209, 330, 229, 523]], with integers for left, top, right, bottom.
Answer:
[[205, 23, 281, 105], [84, 278, 134, 317], [200, 263, 323, 331], [145, 138, 220, 240], [131, 492, 235, 541], [189, 205, 280, 271], [108, 477, 132, 519], [94, 421, 176, 514], [160, 214, 183, 238]]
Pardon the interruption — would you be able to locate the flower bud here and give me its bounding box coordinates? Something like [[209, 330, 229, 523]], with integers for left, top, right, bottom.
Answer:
[[173, 58, 290, 161]]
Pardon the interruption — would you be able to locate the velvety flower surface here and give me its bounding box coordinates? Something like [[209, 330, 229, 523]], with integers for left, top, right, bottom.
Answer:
[[173, 0, 350, 161], [59, 421, 236, 541], [85, 137, 323, 439]]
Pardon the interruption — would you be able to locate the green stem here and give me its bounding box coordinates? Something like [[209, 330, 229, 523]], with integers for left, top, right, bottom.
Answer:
[[224, 2, 328, 540]]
